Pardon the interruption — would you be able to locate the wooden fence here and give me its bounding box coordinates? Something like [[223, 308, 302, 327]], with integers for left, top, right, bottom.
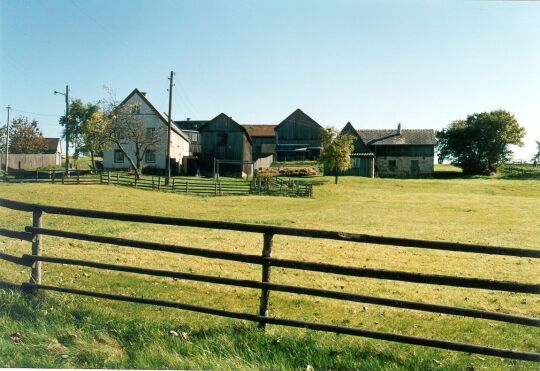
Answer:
[[1, 170, 313, 197], [0, 197, 538, 362], [0, 154, 59, 170]]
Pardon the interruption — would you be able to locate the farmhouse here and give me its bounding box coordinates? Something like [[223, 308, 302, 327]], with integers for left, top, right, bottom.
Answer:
[[275, 109, 323, 161], [342, 122, 435, 178], [198, 113, 253, 177], [102, 89, 190, 174]]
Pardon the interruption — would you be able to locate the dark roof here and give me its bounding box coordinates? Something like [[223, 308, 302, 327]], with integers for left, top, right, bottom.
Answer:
[[242, 125, 276, 137], [118, 88, 189, 142], [276, 108, 322, 129], [357, 129, 436, 146], [199, 113, 254, 145], [44, 138, 61, 154], [173, 120, 208, 131]]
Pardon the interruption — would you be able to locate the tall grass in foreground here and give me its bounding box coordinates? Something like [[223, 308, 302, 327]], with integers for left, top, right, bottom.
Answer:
[[0, 289, 470, 370]]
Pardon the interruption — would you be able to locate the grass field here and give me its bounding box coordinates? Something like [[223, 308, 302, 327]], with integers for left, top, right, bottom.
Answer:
[[0, 175, 539, 369]]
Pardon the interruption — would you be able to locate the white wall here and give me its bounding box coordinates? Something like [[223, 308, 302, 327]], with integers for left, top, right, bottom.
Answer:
[[103, 93, 189, 172]]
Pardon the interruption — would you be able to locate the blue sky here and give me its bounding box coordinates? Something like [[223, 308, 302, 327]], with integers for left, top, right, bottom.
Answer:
[[1, 0, 539, 159]]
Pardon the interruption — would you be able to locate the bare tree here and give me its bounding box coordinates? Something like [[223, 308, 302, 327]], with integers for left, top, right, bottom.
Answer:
[[102, 88, 164, 179]]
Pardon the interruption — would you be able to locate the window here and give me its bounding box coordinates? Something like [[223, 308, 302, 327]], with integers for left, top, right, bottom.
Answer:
[[388, 160, 397, 171], [217, 133, 228, 146], [114, 149, 124, 163], [146, 128, 155, 139], [131, 103, 141, 115], [145, 150, 156, 163]]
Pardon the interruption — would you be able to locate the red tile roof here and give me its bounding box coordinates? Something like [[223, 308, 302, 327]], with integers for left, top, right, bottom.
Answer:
[[242, 124, 276, 137]]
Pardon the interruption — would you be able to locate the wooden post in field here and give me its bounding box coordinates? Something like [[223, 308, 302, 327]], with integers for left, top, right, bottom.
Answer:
[[134, 173, 137, 188], [107, 171, 111, 184], [35, 170, 38, 180], [158, 176, 161, 190], [172, 178, 175, 191], [52, 170, 56, 184], [152, 177, 155, 189], [116, 173, 119, 185], [30, 209, 43, 288], [258, 233, 274, 330], [61, 172, 65, 184], [77, 170, 80, 184], [185, 179, 189, 193]]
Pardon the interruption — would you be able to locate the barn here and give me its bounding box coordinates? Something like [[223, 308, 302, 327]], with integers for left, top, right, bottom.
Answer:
[[340, 122, 375, 177], [242, 124, 276, 160], [274, 109, 322, 161], [198, 114, 253, 177]]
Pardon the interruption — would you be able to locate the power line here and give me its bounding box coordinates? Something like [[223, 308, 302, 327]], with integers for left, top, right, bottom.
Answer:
[[9, 108, 61, 118]]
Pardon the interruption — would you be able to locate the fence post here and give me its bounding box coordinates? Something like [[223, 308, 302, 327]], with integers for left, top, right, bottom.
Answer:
[[116, 173, 119, 185], [107, 171, 111, 184], [158, 176, 161, 190], [35, 170, 38, 180], [152, 177, 155, 189], [134, 173, 137, 188], [30, 209, 43, 288], [172, 178, 175, 191], [77, 170, 80, 184], [186, 179, 189, 193], [52, 170, 56, 184], [258, 233, 274, 330], [61, 172, 65, 185]]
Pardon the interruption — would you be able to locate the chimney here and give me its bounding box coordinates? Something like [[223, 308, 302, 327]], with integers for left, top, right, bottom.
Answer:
[[397, 123, 402, 135], [186, 117, 191, 121]]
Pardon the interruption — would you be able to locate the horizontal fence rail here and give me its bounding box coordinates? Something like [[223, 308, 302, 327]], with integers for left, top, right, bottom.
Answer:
[[0, 197, 538, 362], [1, 197, 537, 258]]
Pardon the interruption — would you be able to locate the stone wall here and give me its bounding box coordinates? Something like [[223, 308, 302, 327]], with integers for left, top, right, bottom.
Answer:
[[375, 156, 434, 178]]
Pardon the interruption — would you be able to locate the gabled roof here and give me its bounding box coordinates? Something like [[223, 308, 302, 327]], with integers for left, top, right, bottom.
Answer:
[[341, 122, 372, 154], [357, 129, 436, 146], [242, 125, 276, 137], [199, 113, 254, 145], [275, 108, 322, 129], [118, 88, 189, 142], [173, 120, 209, 131], [44, 138, 61, 154]]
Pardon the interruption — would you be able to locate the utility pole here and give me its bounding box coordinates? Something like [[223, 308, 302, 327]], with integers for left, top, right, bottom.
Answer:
[[64, 85, 70, 174], [4, 105, 10, 174], [166, 71, 175, 184], [54, 85, 70, 174]]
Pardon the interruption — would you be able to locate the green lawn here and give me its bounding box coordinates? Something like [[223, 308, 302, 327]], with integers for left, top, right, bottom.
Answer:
[[0, 176, 539, 369]]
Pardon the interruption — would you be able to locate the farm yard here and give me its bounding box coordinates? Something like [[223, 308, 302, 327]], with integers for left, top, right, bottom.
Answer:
[[0, 174, 539, 369]]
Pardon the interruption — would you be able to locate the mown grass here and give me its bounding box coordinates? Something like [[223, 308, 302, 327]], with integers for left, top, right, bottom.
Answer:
[[0, 175, 539, 369]]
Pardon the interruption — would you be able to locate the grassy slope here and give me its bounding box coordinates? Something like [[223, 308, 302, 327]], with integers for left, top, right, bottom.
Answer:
[[0, 176, 539, 369]]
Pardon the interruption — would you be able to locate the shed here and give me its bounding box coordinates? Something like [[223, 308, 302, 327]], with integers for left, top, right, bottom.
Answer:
[[242, 124, 276, 159]]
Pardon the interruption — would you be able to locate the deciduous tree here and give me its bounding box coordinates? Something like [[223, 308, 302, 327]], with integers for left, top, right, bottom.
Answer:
[[8, 116, 48, 154], [436, 110, 525, 175], [320, 127, 353, 184]]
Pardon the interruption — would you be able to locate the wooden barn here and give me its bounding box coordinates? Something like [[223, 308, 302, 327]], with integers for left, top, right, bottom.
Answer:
[[242, 124, 276, 160], [198, 113, 253, 177], [340, 122, 375, 177], [275, 109, 322, 161]]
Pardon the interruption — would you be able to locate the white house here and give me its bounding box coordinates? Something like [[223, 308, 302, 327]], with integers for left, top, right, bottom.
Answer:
[[103, 89, 190, 174]]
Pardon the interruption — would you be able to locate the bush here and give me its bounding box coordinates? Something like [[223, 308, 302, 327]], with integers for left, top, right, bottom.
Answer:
[[141, 166, 164, 176]]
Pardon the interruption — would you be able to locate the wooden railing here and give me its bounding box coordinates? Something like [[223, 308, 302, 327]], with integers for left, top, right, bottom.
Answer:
[[0, 197, 538, 362], [1, 170, 313, 197]]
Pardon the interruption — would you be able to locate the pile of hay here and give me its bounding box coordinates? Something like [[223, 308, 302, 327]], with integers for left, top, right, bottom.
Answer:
[[258, 167, 320, 177]]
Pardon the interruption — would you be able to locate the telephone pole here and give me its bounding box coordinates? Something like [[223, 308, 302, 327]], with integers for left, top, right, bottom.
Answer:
[[166, 71, 175, 184], [4, 105, 11, 174], [54, 85, 70, 174]]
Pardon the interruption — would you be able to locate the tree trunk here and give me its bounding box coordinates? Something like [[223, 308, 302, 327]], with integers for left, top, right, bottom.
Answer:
[[334, 166, 338, 184], [115, 142, 140, 179], [90, 151, 96, 172]]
